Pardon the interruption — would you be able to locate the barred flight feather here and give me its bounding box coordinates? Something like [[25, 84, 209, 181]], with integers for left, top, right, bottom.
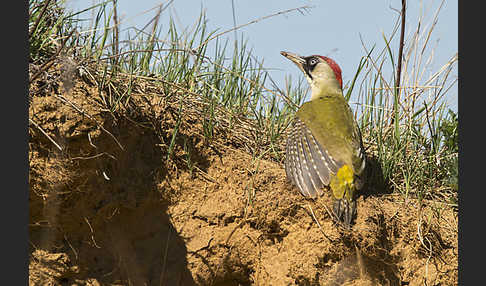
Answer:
[[285, 118, 341, 198]]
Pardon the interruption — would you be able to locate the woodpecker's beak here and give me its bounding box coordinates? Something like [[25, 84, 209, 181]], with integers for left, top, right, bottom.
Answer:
[[280, 51, 306, 73]]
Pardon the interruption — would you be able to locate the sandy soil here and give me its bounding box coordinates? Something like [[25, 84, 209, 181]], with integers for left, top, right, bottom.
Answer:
[[29, 65, 458, 285]]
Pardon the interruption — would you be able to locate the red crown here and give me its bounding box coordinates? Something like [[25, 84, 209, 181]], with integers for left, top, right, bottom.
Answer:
[[316, 55, 342, 88]]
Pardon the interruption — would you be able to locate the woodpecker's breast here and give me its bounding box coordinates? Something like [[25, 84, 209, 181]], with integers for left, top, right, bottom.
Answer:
[[285, 118, 340, 198]]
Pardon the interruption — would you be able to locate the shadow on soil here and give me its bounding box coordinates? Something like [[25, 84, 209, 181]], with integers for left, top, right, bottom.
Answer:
[[362, 155, 392, 198], [29, 114, 200, 285]]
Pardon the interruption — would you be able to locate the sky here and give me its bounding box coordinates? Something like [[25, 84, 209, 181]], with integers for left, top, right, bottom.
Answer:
[[65, 0, 457, 110]]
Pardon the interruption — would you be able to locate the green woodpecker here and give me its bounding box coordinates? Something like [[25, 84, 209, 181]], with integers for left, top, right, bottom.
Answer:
[[281, 51, 367, 228]]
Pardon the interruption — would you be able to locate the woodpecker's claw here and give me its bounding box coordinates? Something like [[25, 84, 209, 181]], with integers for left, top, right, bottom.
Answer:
[[332, 199, 357, 229]]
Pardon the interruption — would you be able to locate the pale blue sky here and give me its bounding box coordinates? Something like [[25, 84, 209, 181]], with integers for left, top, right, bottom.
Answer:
[[66, 0, 457, 109]]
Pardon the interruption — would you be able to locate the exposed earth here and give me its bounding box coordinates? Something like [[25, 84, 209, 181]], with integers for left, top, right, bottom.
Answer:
[[29, 63, 458, 285]]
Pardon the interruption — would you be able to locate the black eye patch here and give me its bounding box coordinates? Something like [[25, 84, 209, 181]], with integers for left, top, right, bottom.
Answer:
[[303, 56, 319, 79]]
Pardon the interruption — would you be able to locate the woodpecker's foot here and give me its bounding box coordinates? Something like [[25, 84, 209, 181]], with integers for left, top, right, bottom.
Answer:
[[332, 199, 357, 229]]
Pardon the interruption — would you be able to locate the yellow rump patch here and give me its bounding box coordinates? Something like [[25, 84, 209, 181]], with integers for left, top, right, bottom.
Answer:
[[330, 164, 355, 200]]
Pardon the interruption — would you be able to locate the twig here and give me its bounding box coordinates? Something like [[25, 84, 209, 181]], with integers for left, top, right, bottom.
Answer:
[[112, 0, 119, 70], [195, 5, 313, 51], [88, 132, 97, 148], [395, 0, 407, 100], [84, 217, 101, 249], [29, 118, 63, 151], [307, 204, 334, 243], [64, 234, 78, 260], [71, 152, 117, 161]]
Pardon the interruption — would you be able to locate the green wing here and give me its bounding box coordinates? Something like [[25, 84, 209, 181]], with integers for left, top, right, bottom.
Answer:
[[285, 95, 367, 198], [296, 96, 365, 177]]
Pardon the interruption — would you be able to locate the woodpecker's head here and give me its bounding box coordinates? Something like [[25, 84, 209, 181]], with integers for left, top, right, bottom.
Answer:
[[281, 51, 343, 99]]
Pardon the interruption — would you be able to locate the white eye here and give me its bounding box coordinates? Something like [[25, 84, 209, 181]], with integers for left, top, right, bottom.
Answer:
[[309, 58, 318, 66]]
